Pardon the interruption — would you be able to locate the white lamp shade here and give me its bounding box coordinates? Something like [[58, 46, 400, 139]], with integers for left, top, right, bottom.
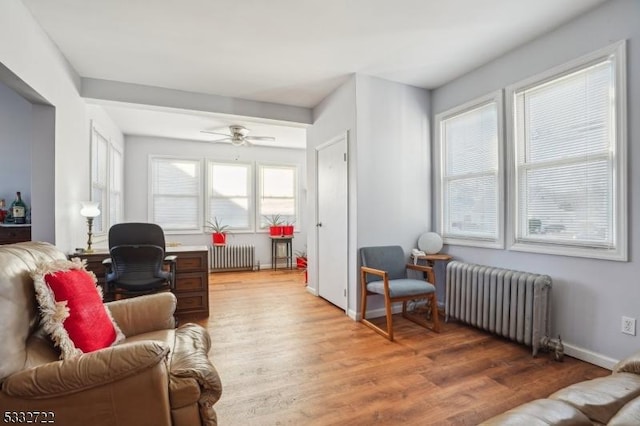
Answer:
[[80, 201, 101, 218], [418, 232, 444, 254]]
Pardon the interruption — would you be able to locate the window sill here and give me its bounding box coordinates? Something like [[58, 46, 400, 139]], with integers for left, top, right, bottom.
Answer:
[[509, 241, 627, 262]]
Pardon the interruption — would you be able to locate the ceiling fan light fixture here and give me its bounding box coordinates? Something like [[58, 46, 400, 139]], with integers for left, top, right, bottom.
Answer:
[[231, 137, 245, 146]]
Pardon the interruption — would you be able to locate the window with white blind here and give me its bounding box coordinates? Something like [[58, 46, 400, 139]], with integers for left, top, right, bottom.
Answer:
[[150, 157, 202, 232], [207, 162, 253, 230], [257, 164, 297, 229], [109, 147, 123, 228], [90, 124, 110, 235], [436, 91, 504, 248], [508, 41, 627, 260]]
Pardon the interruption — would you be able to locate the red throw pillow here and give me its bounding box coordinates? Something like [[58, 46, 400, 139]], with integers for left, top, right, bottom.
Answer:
[[32, 258, 124, 359]]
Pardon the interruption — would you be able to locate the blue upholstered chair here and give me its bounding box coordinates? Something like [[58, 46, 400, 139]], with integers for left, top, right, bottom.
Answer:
[[360, 245, 440, 341]]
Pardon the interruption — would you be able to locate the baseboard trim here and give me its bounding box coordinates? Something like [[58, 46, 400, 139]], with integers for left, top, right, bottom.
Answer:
[[349, 307, 618, 370], [348, 305, 404, 322], [306, 286, 318, 296], [563, 343, 617, 370]]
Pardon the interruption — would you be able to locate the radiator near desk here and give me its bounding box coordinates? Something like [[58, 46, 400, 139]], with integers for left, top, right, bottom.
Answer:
[[209, 244, 256, 272], [445, 261, 551, 356]]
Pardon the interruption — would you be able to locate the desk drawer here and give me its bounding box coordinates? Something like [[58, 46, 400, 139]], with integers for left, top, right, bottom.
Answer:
[[175, 272, 207, 292], [176, 252, 207, 272], [175, 292, 208, 314]]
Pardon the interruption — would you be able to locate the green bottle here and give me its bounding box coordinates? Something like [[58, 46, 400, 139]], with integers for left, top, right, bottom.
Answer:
[[10, 192, 27, 224]]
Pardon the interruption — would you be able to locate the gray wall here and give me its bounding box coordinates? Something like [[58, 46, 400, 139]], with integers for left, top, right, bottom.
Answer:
[[431, 0, 639, 366], [0, 81, 32, 210]]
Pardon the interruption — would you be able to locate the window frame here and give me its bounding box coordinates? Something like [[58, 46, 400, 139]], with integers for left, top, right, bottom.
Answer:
[[206, 160, 255, 232], [434, 90, 505, 249], [148, 155, 203, 234], [108, 145, 123, 228], [256, 163, 299, 231], [506, 41, 627, 261], [90, 121, 121, 238]]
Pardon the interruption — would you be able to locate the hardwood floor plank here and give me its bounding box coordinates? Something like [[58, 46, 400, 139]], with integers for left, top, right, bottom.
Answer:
[[182, 270, 609, 425]]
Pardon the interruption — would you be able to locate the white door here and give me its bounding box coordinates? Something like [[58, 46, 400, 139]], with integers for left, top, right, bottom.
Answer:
[[316, 133, 348, 310]]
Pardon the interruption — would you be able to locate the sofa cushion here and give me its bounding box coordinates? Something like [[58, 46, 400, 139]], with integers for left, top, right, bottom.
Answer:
[[614, 350, 640, 375], [32, 258, 125, 359], [608, 396, 640, 425], [0, 242, 67, 381], [550, 372, 640, 424], [480, 398, 592, 425]]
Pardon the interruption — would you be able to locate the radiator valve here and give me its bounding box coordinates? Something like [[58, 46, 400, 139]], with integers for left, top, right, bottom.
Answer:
[[540, 335, 565, 362]]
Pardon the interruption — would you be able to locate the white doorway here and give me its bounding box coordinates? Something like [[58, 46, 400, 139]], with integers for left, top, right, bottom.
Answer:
[[315, 133, 348, 311]]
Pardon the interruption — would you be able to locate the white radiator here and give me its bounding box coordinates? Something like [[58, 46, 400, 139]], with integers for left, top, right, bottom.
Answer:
[[209, 245, 256, 272], [445, 261, 551, 356]]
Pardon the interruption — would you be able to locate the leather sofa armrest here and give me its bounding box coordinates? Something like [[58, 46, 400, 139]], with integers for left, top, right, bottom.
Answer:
[[106, 292, 177, 336], [2, 341, 169, 398], [614, 350, 640, 374]]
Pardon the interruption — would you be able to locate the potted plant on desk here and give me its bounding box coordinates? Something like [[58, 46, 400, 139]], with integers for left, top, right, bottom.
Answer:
[[206, 217, 229, 246]]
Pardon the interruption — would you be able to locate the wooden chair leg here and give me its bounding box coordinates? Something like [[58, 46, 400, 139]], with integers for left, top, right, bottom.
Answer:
[[360, 269, 368, 322], [430, 293, 441, 333], [384, 292, 394, 341]]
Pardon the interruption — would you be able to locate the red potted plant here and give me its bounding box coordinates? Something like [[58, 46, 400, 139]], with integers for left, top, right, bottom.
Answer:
[[265, 214, 283, 236], [282, 219, 295, 236], [295, 249, 308, 283], [206, 217, 229, 246]]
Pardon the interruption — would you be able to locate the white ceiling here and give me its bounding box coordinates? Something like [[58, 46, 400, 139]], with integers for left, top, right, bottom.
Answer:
[[22, 0, 608, 148]]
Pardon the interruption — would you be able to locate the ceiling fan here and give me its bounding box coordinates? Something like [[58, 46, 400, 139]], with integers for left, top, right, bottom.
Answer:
[[200, 125, 275, 146]]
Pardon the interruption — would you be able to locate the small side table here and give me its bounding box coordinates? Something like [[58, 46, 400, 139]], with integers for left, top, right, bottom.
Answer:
[[270, 236, 293, 270], [412, 253, 453, 309]]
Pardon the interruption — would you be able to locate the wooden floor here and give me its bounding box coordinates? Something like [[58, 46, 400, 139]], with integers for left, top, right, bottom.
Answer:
[[183, 269, 608, 425]]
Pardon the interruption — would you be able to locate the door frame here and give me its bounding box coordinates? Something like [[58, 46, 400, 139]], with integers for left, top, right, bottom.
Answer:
[[314, 131, 349, 313]]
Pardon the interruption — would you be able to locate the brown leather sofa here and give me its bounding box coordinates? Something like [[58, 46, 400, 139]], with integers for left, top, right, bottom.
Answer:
[[0, 241, 222, 426], [481, 351, 640, 425]]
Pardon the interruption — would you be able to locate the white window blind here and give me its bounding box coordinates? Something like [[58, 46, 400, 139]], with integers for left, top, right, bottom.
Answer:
[[438, 93, 502, 246], [258, 165, 297, 228], [511, 46, 625, 259], [150, 157, 201, 231], [208, 162, 252, 230]]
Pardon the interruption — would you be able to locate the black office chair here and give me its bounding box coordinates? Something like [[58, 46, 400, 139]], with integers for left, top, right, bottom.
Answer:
[[103, 222, 177, 299]]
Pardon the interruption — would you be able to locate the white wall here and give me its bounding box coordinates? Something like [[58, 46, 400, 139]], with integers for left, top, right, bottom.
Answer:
[[306, 74, 431, 317], [123, 135, 307, 266], [0, 0, 88, 250], [431, 0, 640, 366], [307, 75, 357, 302]]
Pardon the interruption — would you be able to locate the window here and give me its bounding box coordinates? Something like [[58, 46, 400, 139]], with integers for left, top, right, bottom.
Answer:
[[258, 164, 297, 229], [435, 91, 504, 248], [90, 127, 108, 234], [207, 162, 253, 230], [508, 41, 627, 260], [109, 147, 123, 228], [90, 123, 122, 234], [150, 157, 202, 231]]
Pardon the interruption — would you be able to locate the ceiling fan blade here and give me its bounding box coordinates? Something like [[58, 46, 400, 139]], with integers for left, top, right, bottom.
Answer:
[[201, 130, 231, 137], [245, 136, 276, 142], [210, 137, 233, 143]]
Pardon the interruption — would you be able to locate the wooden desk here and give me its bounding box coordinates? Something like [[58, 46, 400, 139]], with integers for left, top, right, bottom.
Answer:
[[72, 245, 209, 317]]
